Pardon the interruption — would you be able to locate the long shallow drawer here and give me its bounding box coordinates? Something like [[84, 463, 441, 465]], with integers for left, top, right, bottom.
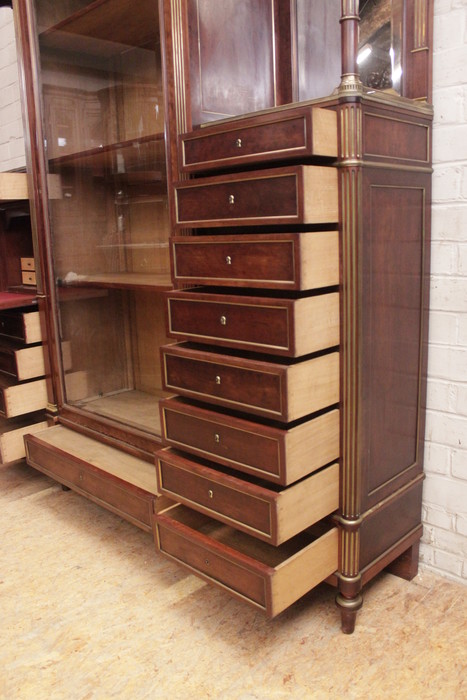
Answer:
[[0, 375, 47, 418], [25, 425, 170, 531], [161, 343, 339, 422], [172, 231, 339, 290], [179, 106, 337, 173], [0, 340, 45, 381], [0, 308, 42, 344], [174, 165, 338, 228], [166, 289, 339, 357], [156, 448, 339, 545], [154, 504, 339, 617], [160, 397, 339, 486]]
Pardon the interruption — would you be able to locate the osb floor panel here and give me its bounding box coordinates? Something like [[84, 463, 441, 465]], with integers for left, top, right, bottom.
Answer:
[[1, 461, 466, 700]]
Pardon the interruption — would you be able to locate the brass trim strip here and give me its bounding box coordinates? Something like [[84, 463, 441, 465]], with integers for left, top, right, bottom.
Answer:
[[414, 0, 428, 49]]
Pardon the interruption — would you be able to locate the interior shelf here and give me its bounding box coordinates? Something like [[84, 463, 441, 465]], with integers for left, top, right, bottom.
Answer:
[[74, 388, 171, 436], [48, 132, 166, 172], [57, 272, 173, 291], [39, 0, 160, 56]]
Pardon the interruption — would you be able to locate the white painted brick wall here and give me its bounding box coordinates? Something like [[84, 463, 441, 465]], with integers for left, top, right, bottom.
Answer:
[[0, 3, 465, 583], [422, 0, 467, 584], [0, 7, 26, 172]]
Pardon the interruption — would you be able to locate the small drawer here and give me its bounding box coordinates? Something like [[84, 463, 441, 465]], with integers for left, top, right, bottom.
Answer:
[[0, 309, 42, 344], [160, 397, 339, 486], [179, 106, 337, 173], [156, 448, 339, 545], [154, 504, 339, 617], [161, 343, 339, 422], [174, 165, 338, 228], [0, 375, 47, 418], [21, 271, 37, 286], [166, 289, 339, 358], [0, 340, 45, 381], [24, 425, 166, 531], [172, 231, 339, 290], [20, 257, 35, 271]]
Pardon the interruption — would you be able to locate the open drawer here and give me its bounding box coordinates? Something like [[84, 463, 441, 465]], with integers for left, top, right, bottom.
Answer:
[[154, 503, 338, 617], [156, 448, 339, 545], [25, 425, 170, 531]]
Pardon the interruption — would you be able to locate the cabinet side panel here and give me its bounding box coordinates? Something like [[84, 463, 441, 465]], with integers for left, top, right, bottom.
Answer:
[[361, 168, 431, 507]]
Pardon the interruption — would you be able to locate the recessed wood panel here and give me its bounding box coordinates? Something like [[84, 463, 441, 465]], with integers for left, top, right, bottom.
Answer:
[[187, 0, 277, 125], [361, 170, 429, 500]]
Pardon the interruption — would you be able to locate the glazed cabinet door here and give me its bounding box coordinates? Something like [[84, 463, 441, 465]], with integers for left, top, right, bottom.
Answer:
[[28, 0, 174, 445]]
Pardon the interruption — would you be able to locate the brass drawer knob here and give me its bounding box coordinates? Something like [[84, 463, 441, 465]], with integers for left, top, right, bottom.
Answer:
[[225, 255, 232, 265], [214, 433, 220, 443], [215, 375, 221, 385], [235, 138, 242, 148], [228, 194, 235, 205], [220, 315, 227, 326]]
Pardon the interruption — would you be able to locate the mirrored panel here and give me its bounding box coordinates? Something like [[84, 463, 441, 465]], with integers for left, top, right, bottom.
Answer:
[[358, 0, 403, 94]]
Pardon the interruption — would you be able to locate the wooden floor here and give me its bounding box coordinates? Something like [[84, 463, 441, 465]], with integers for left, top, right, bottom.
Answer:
[[1, 460, 466, 699]]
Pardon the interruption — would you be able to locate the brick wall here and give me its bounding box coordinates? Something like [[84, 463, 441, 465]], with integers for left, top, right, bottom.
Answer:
[[0, 6, 26, 172], [421, 0, 467, 582]]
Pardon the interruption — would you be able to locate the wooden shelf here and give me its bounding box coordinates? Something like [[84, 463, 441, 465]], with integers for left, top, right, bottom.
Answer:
[[75, 388, 171, 436], [49, 132, 166, 172], [0, 292, 37, 311], [58, 272, 173, 291], [39, 0, 160, 56]]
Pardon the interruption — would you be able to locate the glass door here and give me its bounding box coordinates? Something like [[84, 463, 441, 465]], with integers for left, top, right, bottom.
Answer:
[[34, 0, 172, 437]]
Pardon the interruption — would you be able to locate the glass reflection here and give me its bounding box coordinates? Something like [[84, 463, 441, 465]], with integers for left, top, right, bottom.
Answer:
[[359, 0, 403, 94]]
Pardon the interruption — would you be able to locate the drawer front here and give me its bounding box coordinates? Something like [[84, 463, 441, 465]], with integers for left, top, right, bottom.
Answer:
[[180, 114, 308, 172], [160, 398, 339, 485], [162, 346, 284, 418], [172, 235, 298, 289], [175, 171, 298, 226], [174, 166, 338, 228], [157, 510, 267, 607], [179, 106, 337, 173], [162, 344, 339, 421], [161, 399, 283, 481], [172, 231, 339, 291], [156, 448, 340, 544], [157, 450, 273, 538], [21, 257, 35, 271], [25, 436, 154, 531], [22, 271, 37, 286], [167, 294, 290, 354], [155, 505, 339, 616]]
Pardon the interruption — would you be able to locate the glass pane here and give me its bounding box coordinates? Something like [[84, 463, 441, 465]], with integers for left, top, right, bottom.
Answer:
[[359, 0, 403, 94], [34, 0, 171, 435]]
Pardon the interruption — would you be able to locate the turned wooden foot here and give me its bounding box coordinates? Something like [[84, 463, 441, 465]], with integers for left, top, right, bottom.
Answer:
[[336, 592, 363, 634], [387, 541, 420, 581]]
